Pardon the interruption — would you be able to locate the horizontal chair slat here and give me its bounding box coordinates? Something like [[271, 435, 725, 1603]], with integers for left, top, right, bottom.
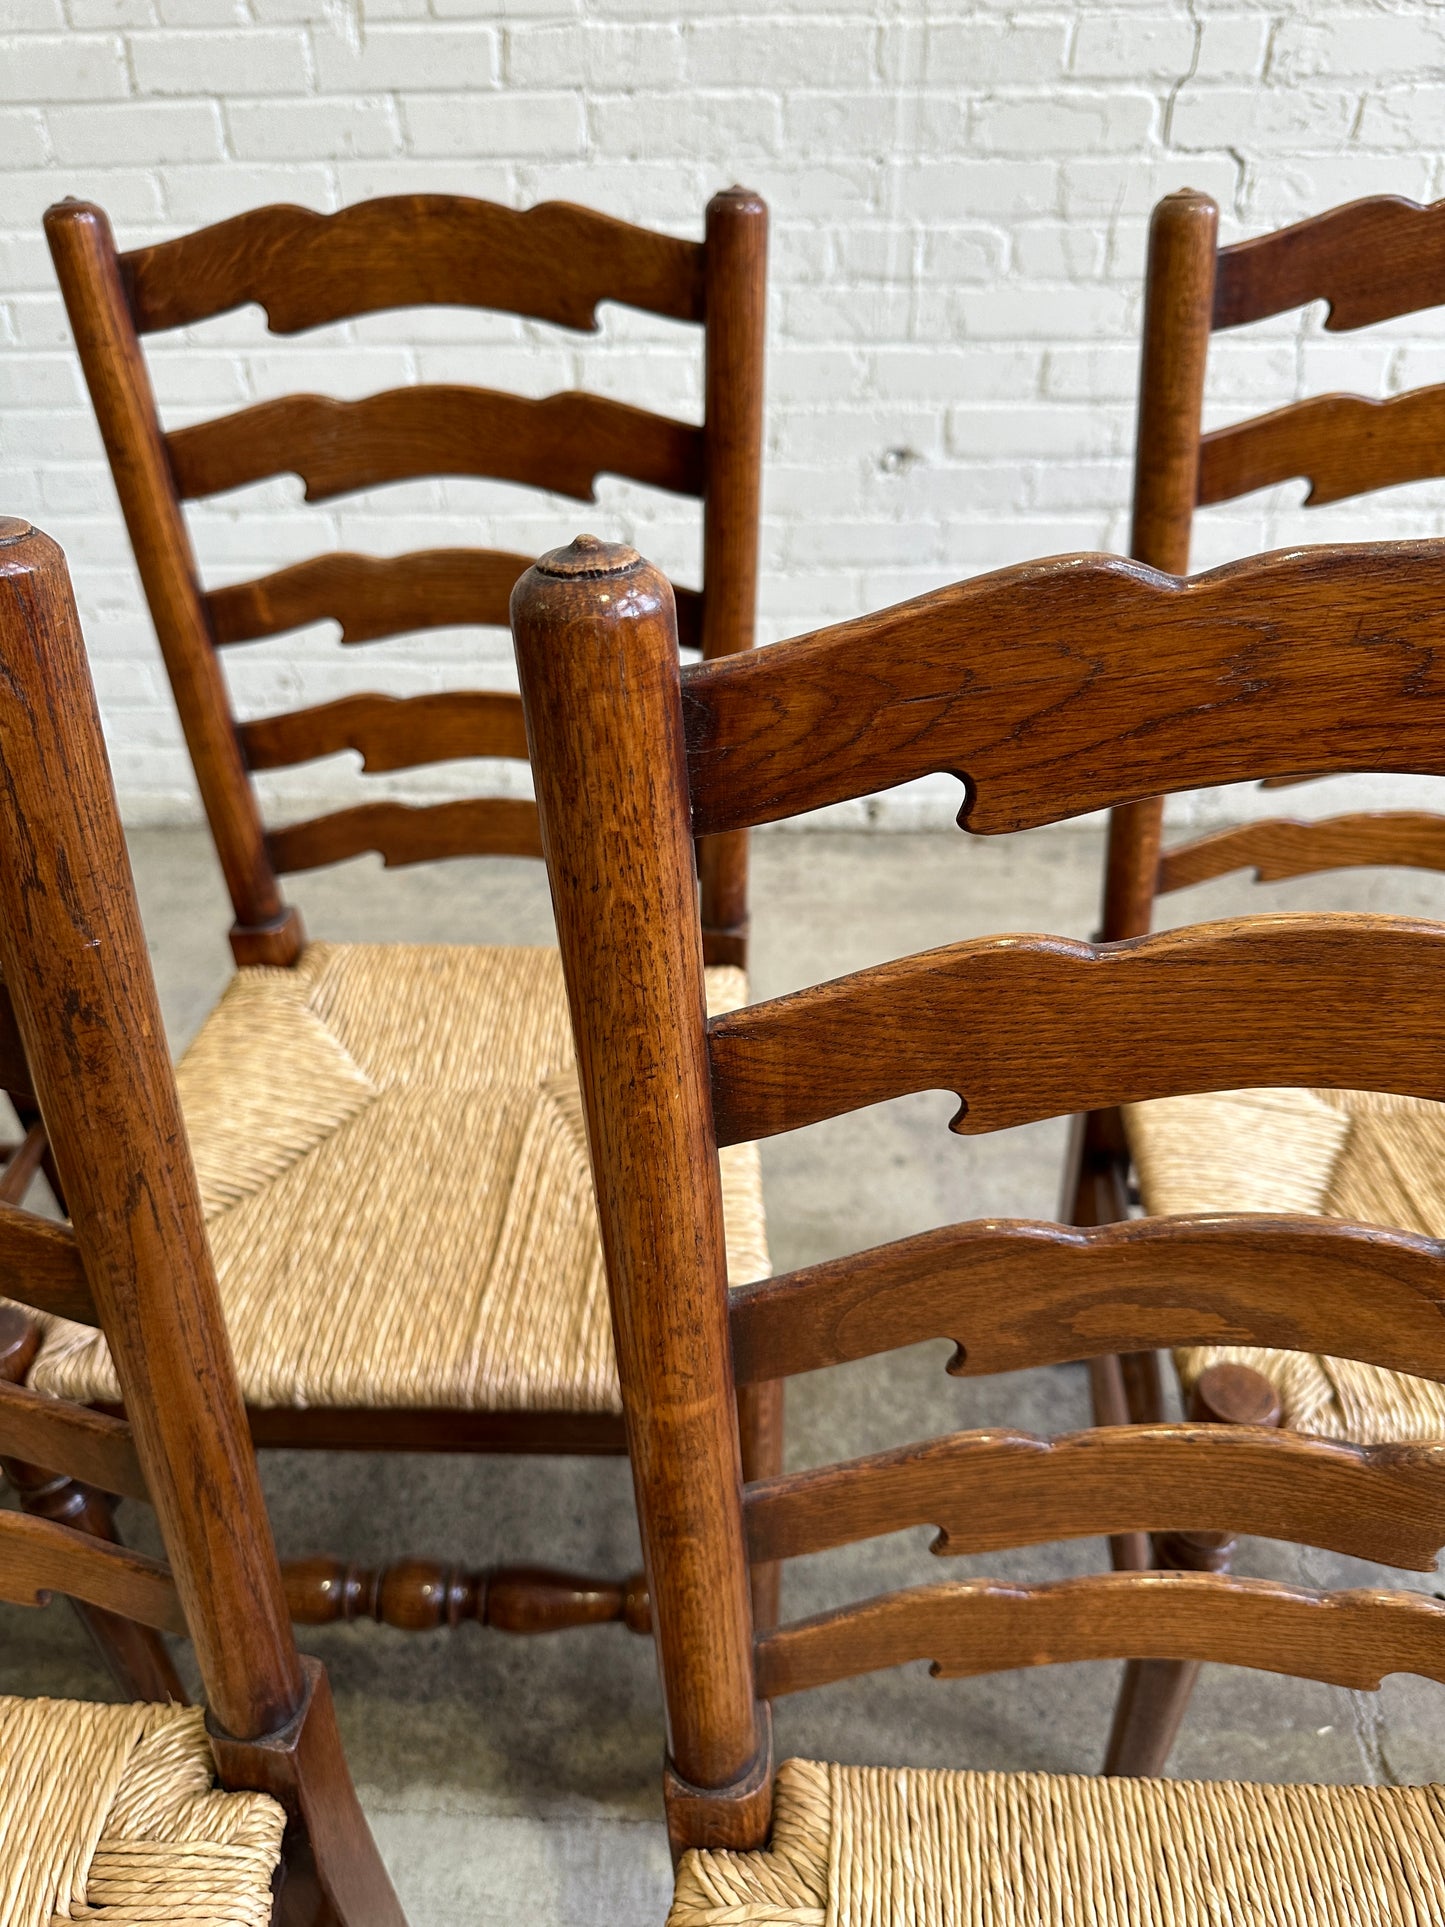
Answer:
[[1199, 386, 1445, 509], [167, 387, 706, 506], [1213, 194, 1445, 333], [241, 691, 529, 774], [682, 543, 1445, 840], [207, 548, 536, 646], [120, 194, 706, 336], [0, 1379, 147, 1502], [755, 1573, 1445, 1699], [728, 1214, 1445, 1387], [1158, 811, 1445, 893], [267, 797, 543, 874], [745, 1424, 1445, 1572], [708, 913, 1445, 1145], [0, 1507, 184, 1633], [0, 1204, 96, 1324]]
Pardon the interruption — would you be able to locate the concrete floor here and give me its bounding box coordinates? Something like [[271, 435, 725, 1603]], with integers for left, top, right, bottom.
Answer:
[[5, 824, 1445, 1923]]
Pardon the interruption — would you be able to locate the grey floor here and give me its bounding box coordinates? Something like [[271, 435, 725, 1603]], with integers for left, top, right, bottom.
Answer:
[[5, 825, 1445, 1924]]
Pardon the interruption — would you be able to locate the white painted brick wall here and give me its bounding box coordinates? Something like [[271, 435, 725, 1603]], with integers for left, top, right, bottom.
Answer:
[[3, 0, 1445, 832]]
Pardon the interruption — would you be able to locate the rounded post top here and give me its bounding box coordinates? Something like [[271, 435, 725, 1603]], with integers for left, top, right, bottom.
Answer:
[[0, 520, 66, 583], [0, 518, 36, 547], [534, 533, 643, 580]]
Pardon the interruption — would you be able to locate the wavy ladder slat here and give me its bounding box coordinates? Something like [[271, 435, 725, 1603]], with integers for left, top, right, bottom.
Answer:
[[267, 796, 543, 874], [754, 1573, 1445, 1698], [1158, 811, 1445, 892], [0, 1506, 185, 1632], [708, 914, 1445, 1145], [728, 1214, 1445, 1388], [1199, 385, 1445, 508], [744, 1424, 1445, 1571], [0, 1378, 147, 1501], [1213, 195, 1445, 332], [241, 691, 530, 774], [0, 1204, 96, 1324], [120, 194, 707, 336], [166, 387, 706, 505], [682, 543, 1445, 841]]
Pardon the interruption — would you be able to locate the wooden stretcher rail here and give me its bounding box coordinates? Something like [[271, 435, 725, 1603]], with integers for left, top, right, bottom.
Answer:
[[120, 194, 706, 336]]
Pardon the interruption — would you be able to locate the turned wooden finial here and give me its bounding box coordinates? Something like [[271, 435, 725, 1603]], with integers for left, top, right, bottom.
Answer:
[[534, 534, 643, 578]]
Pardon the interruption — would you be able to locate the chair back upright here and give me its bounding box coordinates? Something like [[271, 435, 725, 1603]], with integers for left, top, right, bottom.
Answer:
[[513, 531, 1445, 1856], [46, 189, 766, 969], [1105, 188, 1445, 941]]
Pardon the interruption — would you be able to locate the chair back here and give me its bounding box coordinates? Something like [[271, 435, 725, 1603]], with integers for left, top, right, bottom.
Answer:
[[46, 190, 766, 969], [1106, 189, 1445, 937], [513, 530, 1445, 1855]]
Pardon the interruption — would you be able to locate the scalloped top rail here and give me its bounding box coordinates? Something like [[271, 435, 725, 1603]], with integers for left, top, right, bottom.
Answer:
[[118, 195, 707, 337], [681, 542, 1445, 840], [1213, 194, 1445, 332]]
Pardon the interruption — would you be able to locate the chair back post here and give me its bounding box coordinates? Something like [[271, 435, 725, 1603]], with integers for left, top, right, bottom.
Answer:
[[511, 537, 769, 1854], [1100, 188, 1219, 942], [43, 201, 301, 969], [0, 519, 304, 1742], [698, 186, 768, 971]]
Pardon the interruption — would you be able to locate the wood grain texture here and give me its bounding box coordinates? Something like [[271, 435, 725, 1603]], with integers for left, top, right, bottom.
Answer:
[[514, 539, 765, 1823], [120, 194, 706, 336], [166, 387, 706, 505], [0, 1204, 93, 1323], [240, 690, 529, 774], [44, 203, 289, 949], [728, 1214, 1445, 1389], [0, 1505, 185, 1631], [1158, 811, 1445, 892], [708, 912, 1445, 1145], [0, 522, 303, 1739], [1199, 385, 1445, 509], [0, 1378, 147, 1502], [206, 548, 535, 645], [682, 542, 1445, 840], [267, 796, 543, 873], [1213, 194, 1445, 332], [744, 1424, 1445, 1572], [755, 1573, 1445, 1698], [283, 1556, 650, 1634]]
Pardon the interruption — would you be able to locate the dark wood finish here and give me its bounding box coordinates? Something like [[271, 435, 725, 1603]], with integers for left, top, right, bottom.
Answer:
[[709, 914, 1445, 1147], [283, 1556, 650, 1634], [52, 183, 765, 1642], [513, 539, 764, 1809], [0, 1377, 147, 1501], [1213, 194, 1445, 333], [167, 387, 705, 506], [521, 528, 1445, 1852], [0, 523, 399, 1926], [754, 1573, 1445, 1699], [730, 1214, 1445, 1389], [208, 549, 534, 647], [0, 1202, 96, 1323], [241, 691, 531, 775], [1158, 810, 1445, 892], [737, 1378, 783, 1634], [1200, 384, 1445, 508], [684, 541, 1445, 843], [0, 1121, 49, 1205], [744, 1421, 1445, 1571], [662, 1706, 774, 1862], [268, 797, 543, 874], [120, 195, 705, 336], [0, 984, 36, 1102]]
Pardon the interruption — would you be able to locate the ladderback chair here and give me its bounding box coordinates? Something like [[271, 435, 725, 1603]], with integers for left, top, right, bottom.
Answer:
[[514, 531, 1445, 1911], [0, 519, 401, 1927], [35, 190, 773, 1665], [1074, 187, 1445, 1771]]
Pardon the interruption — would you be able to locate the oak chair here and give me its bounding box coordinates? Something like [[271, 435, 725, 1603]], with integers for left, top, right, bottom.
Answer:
[[37, 188, 772, 1662], [514, 530, 1445, 1910], [1073, 186, 1445, 1771], [0, 519, 402, 1927]]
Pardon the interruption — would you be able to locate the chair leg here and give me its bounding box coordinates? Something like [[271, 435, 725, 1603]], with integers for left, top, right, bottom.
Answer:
[[210, 1656, 405, 1927], [1103, 1362, 1283, 1776], [738, 1378, 784, 1632], [0, 1303, 186, 1702]]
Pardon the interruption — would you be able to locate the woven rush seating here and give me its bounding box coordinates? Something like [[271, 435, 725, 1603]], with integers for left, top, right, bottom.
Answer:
[[0, 1698, 285, 1927], [23, 943, 769, 1412], [1127, 1086, 1445, 1442], [669, 1758, 1445, 1927]]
